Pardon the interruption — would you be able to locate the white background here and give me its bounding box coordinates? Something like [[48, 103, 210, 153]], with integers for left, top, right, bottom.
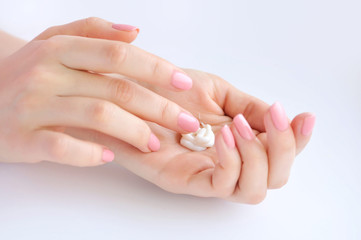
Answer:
[[1, 0, 360, 239]]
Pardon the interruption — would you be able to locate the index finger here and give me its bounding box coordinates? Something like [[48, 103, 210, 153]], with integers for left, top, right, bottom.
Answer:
[[34, 17, 139, 43], [48, 35, 193, 91]]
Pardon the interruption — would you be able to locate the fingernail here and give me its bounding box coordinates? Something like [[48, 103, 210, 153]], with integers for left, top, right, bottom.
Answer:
[[233, 114, 254, 140], [112, 24, 139, 32], [178, 112, 200, 132], [302, 113, 316, 136], [148, 133, 160, 152], [171, 71, 193, 90], [221, 125, 235, 148], [102, 149, 115, 162], [270, 102, 289, 131]]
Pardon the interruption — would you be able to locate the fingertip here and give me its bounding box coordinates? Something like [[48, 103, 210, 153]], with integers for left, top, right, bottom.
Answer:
[[111, 24, 139, 43], [111, 24, 139, 32], [171, 71, 193, 90], [291, 112, 316, 155], [177, 112, 200, 133], [291, 112, 316, 136], [301, 113, 316, 136], [148, 133, 161, 152], [102, 148, 115, 163], [221, 125, 235, 149], [269, 102, 289, 131]]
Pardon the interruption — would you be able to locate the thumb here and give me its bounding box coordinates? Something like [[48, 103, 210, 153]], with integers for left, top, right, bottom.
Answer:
[[33, 17, 139, 43]]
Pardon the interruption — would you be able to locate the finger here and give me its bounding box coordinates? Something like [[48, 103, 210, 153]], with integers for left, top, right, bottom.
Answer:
[[264, 102, 296, 189], [34, 17, 139, 43], [223, 84, 269, 132], [291, 112, 316, 155], [49, 35, 193, 91], [180, 125, 240, 198], [58, 70, 199, 133], [30, 129, 114, 167], [35, 96, 160, 153], [211, 125, 241, 198], [227, 114, 268, 204]]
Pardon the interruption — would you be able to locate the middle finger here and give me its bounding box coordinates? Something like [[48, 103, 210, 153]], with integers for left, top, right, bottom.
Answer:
[[58, 70, 200, 133]]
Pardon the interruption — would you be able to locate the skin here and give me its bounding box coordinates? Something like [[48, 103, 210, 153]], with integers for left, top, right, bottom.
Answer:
[[0, 18, 199, 166], [0, 17, 314, 204], [65, 70, 313, 204]]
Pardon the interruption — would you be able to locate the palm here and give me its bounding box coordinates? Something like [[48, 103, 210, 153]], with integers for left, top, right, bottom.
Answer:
[[108, 69, 242, 197]]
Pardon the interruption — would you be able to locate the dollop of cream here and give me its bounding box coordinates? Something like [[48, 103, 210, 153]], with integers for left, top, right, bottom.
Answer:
[[180, 123, 215, 151]]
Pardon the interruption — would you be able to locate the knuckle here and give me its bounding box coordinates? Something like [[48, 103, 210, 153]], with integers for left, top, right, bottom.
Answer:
[[243, 102, 256, 119], [14, 93, 40, 117], [43, 35, 63, 49], [150, 58, 162, 77], [89, 101, 115, 125], [36, 35, 64, 56], [109, 79, 134, 104], [84, 17, 101, 28], [43, 26, 57, 35], [108, 43, 128, 66], [159, 99, 174, 122], [26, 66, 50, 86], [16, 66, 53, 97], [47, 135, 69, 160]]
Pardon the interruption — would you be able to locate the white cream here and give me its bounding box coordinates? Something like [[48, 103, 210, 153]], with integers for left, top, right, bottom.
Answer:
[[180, 123, 215, 151]]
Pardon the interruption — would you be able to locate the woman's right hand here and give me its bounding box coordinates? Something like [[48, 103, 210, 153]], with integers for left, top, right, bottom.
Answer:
[[0, 18, 200, 166]]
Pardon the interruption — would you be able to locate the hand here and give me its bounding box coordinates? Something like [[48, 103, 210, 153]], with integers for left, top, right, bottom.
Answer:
[[0, 18, 200, 166], [67, 69, 315, 204]]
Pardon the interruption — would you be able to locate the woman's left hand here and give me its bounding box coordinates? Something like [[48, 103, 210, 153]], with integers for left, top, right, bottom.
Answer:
[[66, 69, 315, 204]]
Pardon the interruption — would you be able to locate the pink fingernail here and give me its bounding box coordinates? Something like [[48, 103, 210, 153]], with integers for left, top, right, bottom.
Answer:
[[148, 133, 160, 152], [221, 125, 235, 148], [233, 114, 254, 140], [178, 112, 200, 132], [171, 71, 193, 90], [102, 149, 115, 162], [302, 113, 316, 136], [270, 102, 289, 131], [112, 24, 139, 32]]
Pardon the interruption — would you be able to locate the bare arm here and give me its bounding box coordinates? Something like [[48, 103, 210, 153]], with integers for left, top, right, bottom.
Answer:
[[0, 30, 27, 60]]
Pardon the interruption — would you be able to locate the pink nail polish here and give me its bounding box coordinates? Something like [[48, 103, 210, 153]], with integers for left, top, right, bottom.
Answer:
[[171, 71, 193, 90], [233, 114, 254, 140], [302, 113, 316, 136], [221, 125, 235, 148], [102, 149, 115, 162], [148, 133, 160, 152], [178, 112, 200, 132], [112, 24, 139, 32], [270, 102, 289, 131]]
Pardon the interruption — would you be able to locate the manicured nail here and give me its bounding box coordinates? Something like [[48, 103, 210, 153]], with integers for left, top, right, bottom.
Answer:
[[178, 112, 199, 132], [233, 114, 254, 140], [221, 125, 235, 148], [112, 24, 139, 32], [171, 71, 193, 90], [102, 149, 115, 162], [148, 133, 160, 152], [302, 113, 316, 136], [270, 102, 288, 131]]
